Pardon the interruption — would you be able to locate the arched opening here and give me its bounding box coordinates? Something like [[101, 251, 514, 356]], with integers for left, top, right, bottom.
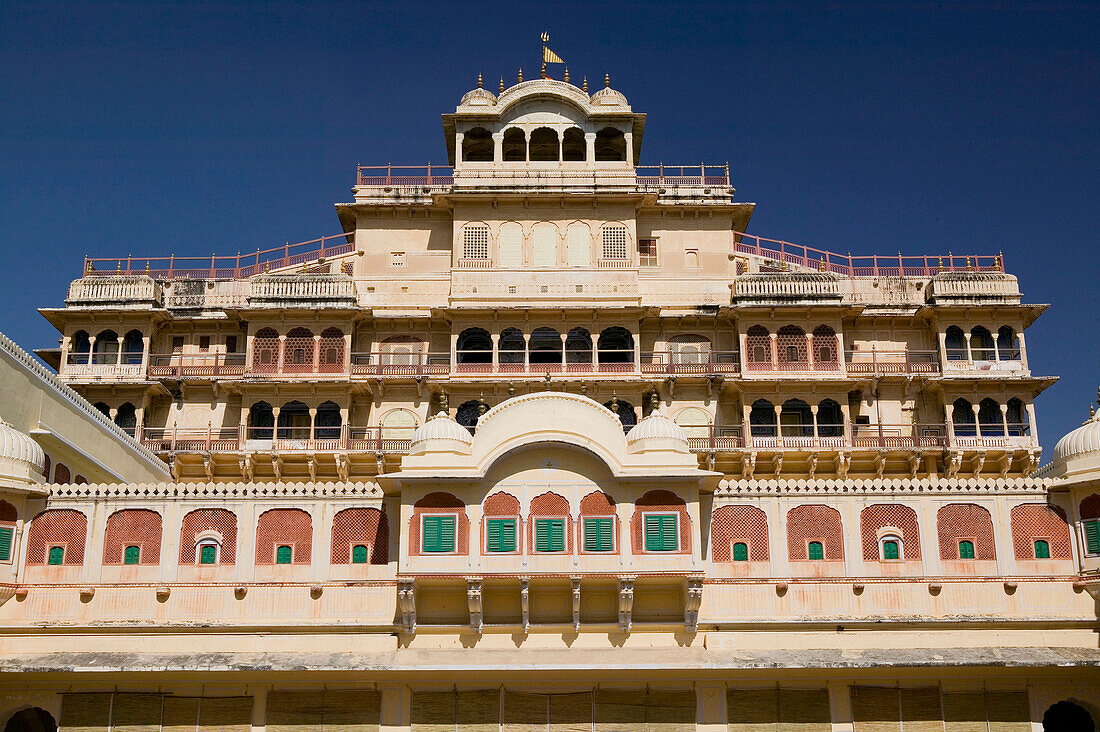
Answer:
[[817, 398, 843, 437], [565, 222, 591, 267], [749, 399, 777, 437], [597, 326, 634, 365], [529, 127, 560, 161], [997, 325, 1020, 360], [952, 398, 976, 436], [595, 127, 626, 161], [276, 401, 310, 440], [498, 221, 523, 268], [669, 334, 711, 366], [4, 707, 57, 732], [53, 463, 71, 484], [1007, 397, 1029, 436], [528, 327, 562, 366], [880, 535, 902, 560], [248, 401, 275, 440], [456, 327, 492, 364], [456, 400, 489, 434], [93, 402, 110, 418], [746, 325, 771, 369], [252, 327, 279, 373], [502, 127, 526, 161], [945, 326, 966, 361], [283, 327, 315, 373], [604, 398, 637, 428], [970, 326, 995, 361], [812, 325, 838, 366], [462, 126, 493, 162], [318, 327, 344, 373], [114, 402, 137, 436], [498, 327, 525, 368], [776, 325, 808, 368], [380, 409, 417, 443], [93, 329, 119, 364], [674, 407, 711, 439], [780, 398, 813, 437], [315, 401, 342, 440], [562, 127, 585, 161], [379, 335, 422, 366], [565, 327, 592, 365], [978, 397, 1002, 435], [530, 222, 559, 268], [70, 330, 91, 364], [1043, 701, 1095, 732], [122, 329, 143, 365]]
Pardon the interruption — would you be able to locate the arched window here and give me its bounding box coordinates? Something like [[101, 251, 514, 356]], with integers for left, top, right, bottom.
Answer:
[[817, 399, 843, 438], [945, 326, 966, 361], [787, 505, 844, 561], [669, 335, 711, 366], [811, 325, 838, 367], [283, 327, 315, 373], [674, 407, 711, 440], [196, 538, 220, 564], [114, 402, 137, 436], [53, 463, 71, 484], [179, 508, 237, 565], [276, 401, 310, 440], [252, 328, 279, 373], [978, 398, 1002, 435], [860, 504, 921, 560], [528, 327, 562, 366], [880, 536, 902, 560], [1043, 701, 1096, 732], [711, 505, 769, 562], [1006, 398, 1029, 436], [749, 399, 777, 437], [122, 329, 143, 365], [318, 328, 344, 373], [599, 224, 629, 260], [412, 492, 468, 556], [256, 508, 312, 564], [529, 127, 560, 161], [380, 409, 417, 443], [26, 508, 86, 565], [565, 327, 592, 366], [498, 327, 525, 368], [780, 399, 813, 437], [456, 327, 492, 364], [93, 329, 119, 364], [248, 401, 275, 440], [632, 490, 689, 553], [530, 223, 559, 268], [565, 222, 591, 267], [4, 708, 57, 732], [745, 326, 771, 369], [937, 503, 995, 560], [498, 221, 523, 268], [331, 507, 389, 565], [595, 127, 626, 161], [315, 401, 342, 440], [952, 398, 976, 437], [604, 398, 637, 428], [997, 326, 1020, 360], [597, 326, 634, 365], [456, 400, 488, 434], [502, 128, 526, 161], [776, 325, 807, 368], [970, 326, 995, 361], [562, 127, 585, 161], [462, 126, 493, 162], [103, 508, 162, 565], [70, 330, 91, 364], [379, 335, 423, 366], [1010, 504, 1071, 560], [461, 223, 490, 261], [93, 402, 111, 418]]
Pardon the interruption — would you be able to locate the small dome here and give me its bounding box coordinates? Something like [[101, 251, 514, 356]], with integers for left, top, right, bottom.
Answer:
[[626, 408, 687, 445], [590, 85, 629, 107], [0, 419, 46, 483], [459, 87, 497, 107], [411, 411, 474, 447], [1053, 410, 1100, 463]]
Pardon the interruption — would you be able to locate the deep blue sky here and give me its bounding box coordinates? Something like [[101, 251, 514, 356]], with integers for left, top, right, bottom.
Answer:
[[1, 1, 1097, 447]]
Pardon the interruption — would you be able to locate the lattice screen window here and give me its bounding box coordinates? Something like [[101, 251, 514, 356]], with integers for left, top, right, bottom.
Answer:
[[463, 224, 490, 260], [601, 225, 629, 259], [638, 238, 658, 266]]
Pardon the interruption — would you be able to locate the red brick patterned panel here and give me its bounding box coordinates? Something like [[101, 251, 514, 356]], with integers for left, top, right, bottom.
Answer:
[[0, 500, 16, 522], [580, 490, 616, 515], [179, 508, 238, 564], [483, 492, 521, 516], [711, 505, 769, 561], [331, 507, 388, 564], [937, 503, 996, 560], [528, 491, 573, 553], [1080, 494, 1100, 520], [26, 509, 87, 565], [860, 504, 921, 560], [103, 509, 162, 565], [1010, 504, 1071, 559], [410, 492, 468, 556], [786, 505, 844, 560], [255, 508, 312, 564], [631, 489, 691, 554]]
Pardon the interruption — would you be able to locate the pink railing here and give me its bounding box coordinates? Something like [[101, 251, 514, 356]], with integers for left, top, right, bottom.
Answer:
[[147, 353, 247, 378], [844, 350, 941, 375], [83, 232, 355, 280], [357, 165, 454, 187], [641, 351, 740, 375], [350, 353, 451, 377], [733, 231, 1004, 276], [635, 164, 730, 187], [355, 164, 730, 188], [141, 426, 413, 454]]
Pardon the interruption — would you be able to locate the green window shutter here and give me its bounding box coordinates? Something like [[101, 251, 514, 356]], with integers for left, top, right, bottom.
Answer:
[[808, 541, 824, 560], [1033, 539, 1050, 559], [352, 544, 369, 563], [883, 540, 899, 560], [0, 526, 12, 562], [276, 545, 292, 564], [1085, 521, 1100, 555], [645, 514, 678, 552], [199, 544, 217, 564], [584, 518, 613, 552], [535, 519, 565, 552], [123, 545, 140, 564], [732, 542, 748, 561], [48, 546, 64, 565], [423, 515, 457, 553], [487, 518, 516, 552], [958, 540, 975, 559]]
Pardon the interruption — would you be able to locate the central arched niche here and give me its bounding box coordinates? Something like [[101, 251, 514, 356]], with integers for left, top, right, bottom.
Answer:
[[483, 441, 615, 493]]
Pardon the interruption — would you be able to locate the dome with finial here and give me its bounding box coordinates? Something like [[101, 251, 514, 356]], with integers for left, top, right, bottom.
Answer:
[[626, 407, 688, 446], [459, 73, 498, 106], [0, 419, 46, 485], [410, 411, 474, 453], [590, 73, 629, 107]]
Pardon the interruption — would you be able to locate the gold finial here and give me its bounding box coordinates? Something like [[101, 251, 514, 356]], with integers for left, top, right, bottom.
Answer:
[[582, 76, 588, 92], [541, 61, 547, 79], [604, 73, 610, 88], [499, 77, 504, 93], [541, 31, 549, 43], [966, 256, 972, 270], [477, 73, 482, 88], [818, 258, 826, 272], [564, 68, 569, 83], [145, 261, 150, 273], [518, 68, 523, 83], [116, 261, 121, 273]]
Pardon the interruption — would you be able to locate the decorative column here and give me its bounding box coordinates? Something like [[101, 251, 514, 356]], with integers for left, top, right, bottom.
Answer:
[[560, 332, 568, 370], [140, 334, 151, 374], [491, 332, 500, 372], [277, 335, 287, 374], [806, 332, 815, 370], [523, 332, 531, 372], [271, 406, 281, 443], [810, 404, 820, 444], [963, 331, 973, 363], [623, 132, 634, 167], [1025, 400, 1039, 445], [1017, 330, 1029, 370], [308, 407, 317, 445], [313, 334, 321, 373], [774, 404, 783, 446], [584, 132, 596, 166], [492, 132, 504, 162], [87, 334, 97, 365], [944, 400, 956, 442], [115, 334, 124, 366], [999, 403, 1010, 437], [769, 333, 778, 370], [972, 403, 982, 439]]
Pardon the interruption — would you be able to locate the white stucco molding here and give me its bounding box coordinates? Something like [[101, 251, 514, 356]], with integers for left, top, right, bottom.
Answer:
[[45, 481, 384, 501], [714, 476, 1051, 498]]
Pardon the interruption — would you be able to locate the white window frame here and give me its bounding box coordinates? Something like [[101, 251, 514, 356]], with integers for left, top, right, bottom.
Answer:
[[462, 224, 491, 260], [641, 510, 681, 553], [600, 224, 629, 261], [420, 512, 460, 555], [483, 515, 521, 554], [581, 515, 616, 554], [532, 514, 569, 554], [878, 534, 903, 561]]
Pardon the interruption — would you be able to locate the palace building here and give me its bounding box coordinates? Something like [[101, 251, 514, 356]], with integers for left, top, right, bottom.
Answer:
[[2, 68, 1099, 732]]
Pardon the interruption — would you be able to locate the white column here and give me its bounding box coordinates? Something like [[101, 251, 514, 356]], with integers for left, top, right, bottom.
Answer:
[[1017, 330, 1029, 370], [827, 682, 855, 732], [696, 686, 727, 732], [249, 687, 268, 732], [584, 132, 596, 166], [492, 132, 504, 163]]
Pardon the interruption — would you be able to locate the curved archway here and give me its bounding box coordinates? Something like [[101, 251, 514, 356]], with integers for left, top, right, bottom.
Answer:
[[122, 329, 144, 365], [528, 327, 562, 366], [252, 327, 279, 373], [529, 127, 560, 161], [502, 127, 526, 161], [462, 126, 493, 162], [970, 326, 995, 360], [776, 325, 808, 368], [456, 400, 489, 434], [498, 327, 525, 368], [248, 401, 274, 440], [380, 409, 417, 443], [945, 326, 966, 360], [745, 325, 771, 369], [114, 402, 137, 436], [595, 127, 626, 161], [952, 398, 976, 437], [597, 326, 634, 366], [811, 325, 838, 367], [749, 399, 777, 437], [604, 397, 637, 428], [978, 397, 1002, 435], [315, 401, 342, 441], [70, 330, 91, 364], [4, 708, 57, 732], [780, 398, 813, 438], [457, 327, 492, 365], [817, 398, 843, 437], [565, 327, 592, 366], [318, 328, 344, 373], [283, 327, 315, 373], [93, 329, 119, 364], [1043, 701, 1095, 732], [562, 127, 585, 161], [276, 401, 310, 440]]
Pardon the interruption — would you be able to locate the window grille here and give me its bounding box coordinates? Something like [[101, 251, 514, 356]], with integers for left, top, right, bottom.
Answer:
[[463, 225, 490, 260], [486, 518, 517, 553], [601, 225, 628, 260], [584, 518, 613, 552], [535, 518, 565, 552], [644, 514, 678, 552], [638, 238, 658, 266]]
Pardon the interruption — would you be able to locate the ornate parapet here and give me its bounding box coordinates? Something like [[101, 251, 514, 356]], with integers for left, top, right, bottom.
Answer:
[[925, 272, 1022, 305], [732, 272, 842, 305], [66, 275, 162, 308], [248, 274, 356, 308]]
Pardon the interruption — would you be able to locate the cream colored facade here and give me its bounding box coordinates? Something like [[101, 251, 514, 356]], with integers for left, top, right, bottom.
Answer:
[[3, 74, 1098, 732]]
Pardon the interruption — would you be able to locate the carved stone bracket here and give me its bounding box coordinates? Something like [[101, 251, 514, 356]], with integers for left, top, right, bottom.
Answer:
[[239, 453, 255, 482], [684, 576, 704, 632], [397, 578, 416, 635], [741, 451, 756, 480], [466, 576, 483, 634], [335, 453, 350, 483], [571, 576, 582, 632], [519, 577, 530, 634], [617, 576, 635, 633], [945, 449, 963, 478], [835, 451, 850, 480], [971, 451, 987, 477]]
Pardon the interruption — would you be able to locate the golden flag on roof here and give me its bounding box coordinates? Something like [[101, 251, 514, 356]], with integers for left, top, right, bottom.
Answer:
[[543, 45, 564, 64]]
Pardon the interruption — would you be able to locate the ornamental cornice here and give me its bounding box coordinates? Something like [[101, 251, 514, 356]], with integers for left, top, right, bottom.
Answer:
[[475, 391, 621, 430], [47, 481, 384, 501], [714, 475, 1049, 497]]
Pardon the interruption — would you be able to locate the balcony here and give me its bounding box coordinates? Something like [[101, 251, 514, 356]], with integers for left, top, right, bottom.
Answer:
[[844, 349, 941, 376], [66, 275, 162, 308], [148, 353, 247, 379], [140, 426, 412, 454], [62, 353, 146, 381]]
